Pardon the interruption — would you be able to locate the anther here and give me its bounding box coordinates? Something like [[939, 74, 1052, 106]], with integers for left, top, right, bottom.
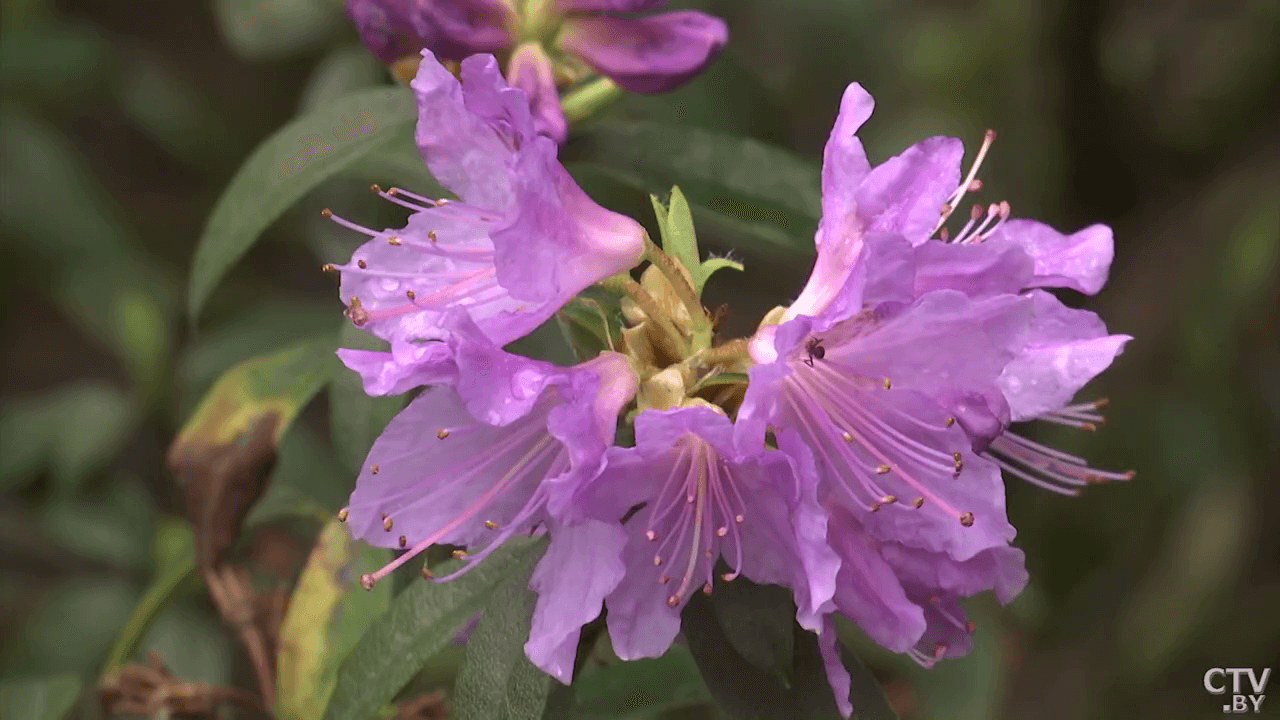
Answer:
[[388, 236, 402, 246], [912, 497, 925, 509], [969, 179, 984, 192], [645, 530, 658, 541], [934, 643, 948, 660], [870, 502, 882, 512], [346, 297, 369, 327], [953, 452, 963, 462], [398, 535, 407, 548], [427, 231, 438, 243], [704, 550, 713, 558], [666, 594, 681, 608], [360, 573, 376, 590], [452, 549, 468, 559], [1094, 398, 1111, 409], [484, 520, 498, 529], [721, 572, 737, 582], [702, 582, 713, 595], [320, 208, 333, 218], [959, 512, 975, 527], [734, 514, 744, 523], [357, 259, 367, 269], [945, 417, 956, 427], [883, 378, 892, 390], [716, 526, 728, 537], [653, 556, 663, 567], [435, 198, 449, 207], [881, 495, 898, 505], [421, 566, 434, 580], [876, 464, 891, 474], [382, 514, 393, 531], [966, 621, 977, 633], [337, 508, 349, 522], [405, 289, 416, 300], [370, 464, 380, 474], [322, 263, 337, 273], [437, 429, 450, 439], [370, 184, 382, 193], [842, 431, 854, 443], [659, 575, 670, 584]]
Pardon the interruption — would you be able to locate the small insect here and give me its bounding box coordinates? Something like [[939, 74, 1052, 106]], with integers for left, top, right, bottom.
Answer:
[[803, 337, 826, 367]]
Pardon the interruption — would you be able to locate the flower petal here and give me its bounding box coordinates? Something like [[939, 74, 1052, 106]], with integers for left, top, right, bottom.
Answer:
[[508, 43, 568, 144], [525, 519, 627, 683], [815, 83, 875, 253], [910, 238, 1035, 298], [558, 12, 728, 94], [816, 617, 853, 719], [336, 343, 456, 396], [347, 0, 429, 64], [556, 0, 669, 11], [999, 291, 1131, 421], [881, 542, 1027, 604], [854, 136, 963, 245], [986, 219, 1114, 295], [826, 511, 926, 652], [413, 0, 514, 60], [603, 515, 685, 660]]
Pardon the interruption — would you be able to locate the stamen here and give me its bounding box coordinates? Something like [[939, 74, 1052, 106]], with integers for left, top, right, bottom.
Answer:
[[484, 520, 499, 529], [959, 512, 975, 526], [452, 549, 468, 559], [934, 129, 996, 235], [421, 566, 434, 580], [438, 429, 450, 439], [382, 514, 393, 531], [337, 508, 349, 522], [322, 209, 380, 237], [398, 535, 407, 548], [370, 464, 380, 474], [876, 464, 891, 474]]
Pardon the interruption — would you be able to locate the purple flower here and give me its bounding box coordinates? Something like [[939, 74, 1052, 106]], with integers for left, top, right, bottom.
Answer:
[[342, 338, 638, 590], [346, 0, 727, 141], [523, 405, 840, 682], [326, 52, 644, 395]]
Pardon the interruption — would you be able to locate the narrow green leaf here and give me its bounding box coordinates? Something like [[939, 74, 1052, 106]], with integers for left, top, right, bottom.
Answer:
[[648, 194, 672, 255], [101, 519, 199, 676], [0, 674, 81, 720], [699, 257, 744, 286], [664, 187, 705, 288], [330, 322, 408, 475], [450, 539, 551, 720], [276, 519, 393, 720], [321, 538, 545, 720], [565, 120, 821, 227], [214, 0, 346, 61], [188, 87, 416, 322]]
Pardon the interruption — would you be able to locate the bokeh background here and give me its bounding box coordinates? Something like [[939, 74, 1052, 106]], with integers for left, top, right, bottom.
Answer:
[[2, 0, 1277, 718]]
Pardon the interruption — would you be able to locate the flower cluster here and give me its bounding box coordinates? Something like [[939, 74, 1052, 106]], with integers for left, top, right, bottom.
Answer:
[[328, 53, 1130, 716], [346, 0, 728, 142]]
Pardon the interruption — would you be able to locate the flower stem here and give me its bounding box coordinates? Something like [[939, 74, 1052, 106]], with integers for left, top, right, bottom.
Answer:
[[617, 277, 689, 359], [562, 77, 622, 125]]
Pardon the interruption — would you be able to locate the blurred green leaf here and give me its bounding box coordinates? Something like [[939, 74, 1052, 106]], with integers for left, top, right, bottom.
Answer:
[[0, 381, 135, 495], [330, 322, 408, 476], [187, 87, 417, 322], [654, 188, 700, 282], [102, 519, 199, 676], [573, 645, 713, 720], [302, 45, 389, 113], [0, 19, 115, 103], [555, 286, 624, 364], [213, 0, 346, 61], [0, 104, 133, 262], [450, 539, 550, 720], [276, 519, 393, 720], [322, 537, 545, 720], [115, 51, 240, 171], [0, 674, 81, 720], [169, 340, 334, 568], [139, 603, 234, 686], [2, 577, 140, 676]]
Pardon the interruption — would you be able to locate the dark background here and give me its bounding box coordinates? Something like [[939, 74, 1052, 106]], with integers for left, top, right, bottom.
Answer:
[[1, 0, 1277, 718]]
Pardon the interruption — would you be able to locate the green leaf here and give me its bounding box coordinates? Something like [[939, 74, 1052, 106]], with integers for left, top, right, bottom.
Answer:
[[101, 518, 199, 676], [450, 539, 551, 720], [573, 645, 713, 719], [709, 577, 795, 682], [682, 588, 892, 720], [659, 189, 701, 283], [330, 322, 409, 475], [168, 340, 334, 568], [322, 538, 545, 720], [0, 674, 81, 720], [213, 0, 346, 61], [565, 120, 820, 235], [555, 286, 625, 363], [277, 519, 393, 720], [187, 87, 417, 323]]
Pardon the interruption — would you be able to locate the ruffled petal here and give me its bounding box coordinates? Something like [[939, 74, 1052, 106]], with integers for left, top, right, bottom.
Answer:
[[412, 0, 515, 60], [508, 43, 568, 144], [555, 0, 669, 11], [336, 342, 456, 396], [999, 291, 1131, 421], [557, 12, 728, 94], [986, 219, 1114, 295], [826, 512, 926, 652], [816, 617, 853, 719], [910, 238, 1034, 298], [854, 136, 964, 245], [525, 519, 628, 682], [603, 515, 685, 660], [880, 542, 1028, 604], [347, 0, 430, 64], [815, 83, 875, 253], [411, 51, 523, 210]]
